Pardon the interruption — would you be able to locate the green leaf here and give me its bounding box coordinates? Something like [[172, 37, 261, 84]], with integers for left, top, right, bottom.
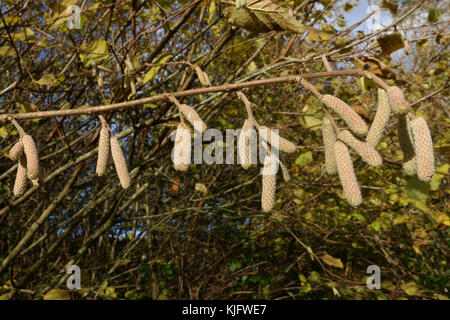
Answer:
[[295, 151, 312, 166], [430, 163, 448, 191], [18, 102, 38, 113], [406, 177, 430, 201], [143, 54, 172, 84], [321, 253, 344, 269], [229, 261, 241, 272]]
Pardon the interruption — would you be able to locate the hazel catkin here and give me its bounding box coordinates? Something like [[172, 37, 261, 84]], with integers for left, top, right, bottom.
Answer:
[[387, 86, 409, 115], [13, 155, 28, 196], [367, 88, 391, 148], [22, 134, 40, 180], [238, 118, 255, 170], [177, 104, 207, 133], [410, 117, 434, 183], [322, 116, 337, 175], [334, 141, 362, 207], [321, 94, 368, 136], [173, 123, 192, 172], [9, 140, 24, 161], [110, 136, 131, 189], [96, 125, 110, 176], [397, 115, 416, 175], [337, 130, 382, 167], [258, 126, 298, 154], [261, 154, 277, 212]]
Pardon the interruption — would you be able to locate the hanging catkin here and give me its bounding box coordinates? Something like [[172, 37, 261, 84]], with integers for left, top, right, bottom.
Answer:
[[397, 115, 416, 175], [321, 95, 368, 136], [96, 125, 110, 176], [9, 140, 24, 161], [258, 126, 298, 153], [178, 104, 207, 133], [238, 118, 254, 169], [334, 141, 362, 207], [110, 136, 131, 189], [13, 156, 28, 196], [338, 130, 382, 167], [322, 116, 337, 175], [261, 154, 277, 212], [387, 86, 409, 115], [410, 117, 434, 183], [367, 88, 391, 148], [173, 123, 191, 172], [22, 134, 40, 180]]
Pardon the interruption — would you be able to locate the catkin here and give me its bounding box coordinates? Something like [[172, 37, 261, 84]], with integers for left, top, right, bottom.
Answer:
[[13, 156, 28, 196], [387, 86, 409, 115], [110, 136, 131, 189], [397, 115, 416, 175], [173, 123, 191, 172], [338, 130, 382, 167], [9, 140, 24, 161], [322, 117, 337, 175], [261, 154, 277, 212], [411, 117, 434, 182], [258, 126, 298, 153], [238, 118, 254, 169], [22, 134, 40, 180], [367, 88, 391, 147], [321, 95, 368, 136], [335, 141, 362, 206], [178, 104, 207, 133], [96, 125, 110, 176]]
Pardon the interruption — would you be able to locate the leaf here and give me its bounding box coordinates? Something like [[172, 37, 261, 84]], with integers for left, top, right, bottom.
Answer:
[[195, 183, 208, 195], [428, 8, 442, 23], [295, 151, 312, 166], [321, 253, 344, 269], [377, 33, 404, 56], [0, 126, 8, 139], [401, 282, 420, 296], [381, 0, 398, 15], [43, 288, 71, 300], [143, 54, 172, 84], [229, 261, 241, 272], [430, 163, 448, 191], [35, 74, 57, 87], [79, 39, 109, 67], [18, 102, 38, 113], [0, 46, 15, 57], [406, 177, 430, 201]]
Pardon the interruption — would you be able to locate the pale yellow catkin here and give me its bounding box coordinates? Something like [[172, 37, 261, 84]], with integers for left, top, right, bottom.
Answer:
[[178, 104, 207, 133], [321, 94, 368, 136], [258, 126, 298, 153], [410, 117, 434, 183], [397, 115, 416, 175], [387, 86, 409, 115], [22, 134, 40, 180], [96, 125, 110, 176], [9, 140, 24, 161], [173, 123, 191, 172], [13, 156, 28, 196], [238, 118, 254, 170], [334, 141, 362, 207], [367, 88, 391, 148], [110, 136, 131, 189], [322, 117, 337, 175], [261, 154, 277, 212], [338, 130, 382, 167]]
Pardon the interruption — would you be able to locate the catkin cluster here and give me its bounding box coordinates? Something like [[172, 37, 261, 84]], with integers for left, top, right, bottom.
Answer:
[[322, 116, 337, 175], [261, 153, 277, 212], [95, 122, 131, 189], [337, 130, 382, 167], [9, 134, 41, 196], [410, 117, 435, 182], [334, 141, 362, 207]]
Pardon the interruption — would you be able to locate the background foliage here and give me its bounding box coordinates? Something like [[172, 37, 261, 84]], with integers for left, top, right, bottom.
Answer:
[[0, 0, 448, 300]]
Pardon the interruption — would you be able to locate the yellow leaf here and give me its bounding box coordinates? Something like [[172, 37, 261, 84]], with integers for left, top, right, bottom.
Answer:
[[43, 288, 71, 300], [321, 253, 344, 269], [401, 282, 420, 296], [143, 54, 172, 84]]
